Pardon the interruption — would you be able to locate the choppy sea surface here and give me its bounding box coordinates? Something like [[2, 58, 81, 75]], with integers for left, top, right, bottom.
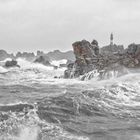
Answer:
[[0, 58, 140, 140]]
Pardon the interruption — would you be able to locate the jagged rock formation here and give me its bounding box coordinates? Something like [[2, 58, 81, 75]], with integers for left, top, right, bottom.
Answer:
[[64, 39, 99, 78], [37, 51, 44, 57], [34, 56, 51, 66], [64, 40, 140, 79], [4, 59, 20, 68]]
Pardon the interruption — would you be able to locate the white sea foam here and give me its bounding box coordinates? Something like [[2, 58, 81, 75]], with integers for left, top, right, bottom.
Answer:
[[2, 58, 12, 62], [83, 71, 140, 117], [17, 58, 54, 70], [0, 66, 8, 73], [1, 58, 140, 110], [0, 107, 89, 140], [0, 58, 67, 85], [50, 59, 67, 67], [18, 126, 39, 140]]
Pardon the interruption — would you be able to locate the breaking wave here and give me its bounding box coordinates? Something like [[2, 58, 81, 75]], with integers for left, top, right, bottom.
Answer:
[[0, 102, 88, 140]]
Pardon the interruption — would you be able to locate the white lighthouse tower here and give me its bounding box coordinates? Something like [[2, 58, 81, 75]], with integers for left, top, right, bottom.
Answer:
[[110, 33, 113, 46]]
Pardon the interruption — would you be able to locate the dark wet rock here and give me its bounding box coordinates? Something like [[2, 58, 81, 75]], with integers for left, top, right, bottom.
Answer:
[[37, 50, 44, 57], [126, 43, 140, 59], [91, 39, 98, 46], [64, 63, 75, 78], [59, 64, 67, 67], [126, 43, 140, 55], [53, 66, 58, 69], [91, 39, 99, 55], [5, 59, 20, 68], [34, 56, 51, 66], [73, 39, 99, 60]]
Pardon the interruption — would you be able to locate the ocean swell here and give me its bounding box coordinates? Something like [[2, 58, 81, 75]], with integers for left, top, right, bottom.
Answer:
[[0, 58, 140, 139]]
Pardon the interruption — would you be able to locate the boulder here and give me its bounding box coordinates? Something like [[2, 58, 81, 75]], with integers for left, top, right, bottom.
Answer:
[[34, 56, 51, 66], [5, 59, 20, 68], [91, 39, 99, 55]]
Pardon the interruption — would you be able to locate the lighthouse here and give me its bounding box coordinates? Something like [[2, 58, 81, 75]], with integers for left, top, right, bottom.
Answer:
[[110, 33, 113, 45]]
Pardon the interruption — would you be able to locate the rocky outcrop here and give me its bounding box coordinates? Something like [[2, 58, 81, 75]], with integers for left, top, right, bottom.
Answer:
[[126, 43, 140, 59], [34, 56, 51, 66], [64, 40, 140, 79], [119, 43, 140, 68], [4, 60, 20, 68], [64, 39, 99, 78]]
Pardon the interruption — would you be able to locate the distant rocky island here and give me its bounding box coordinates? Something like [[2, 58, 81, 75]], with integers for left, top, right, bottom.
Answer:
[[0, 49, 75, 64], [64, 34, 140, 79]]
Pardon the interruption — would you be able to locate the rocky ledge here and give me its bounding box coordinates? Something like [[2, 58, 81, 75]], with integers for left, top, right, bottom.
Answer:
[[64, 40, 140, 79]]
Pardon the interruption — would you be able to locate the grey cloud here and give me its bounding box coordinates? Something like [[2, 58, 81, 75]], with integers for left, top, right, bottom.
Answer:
[[0, 0, 140, 53]]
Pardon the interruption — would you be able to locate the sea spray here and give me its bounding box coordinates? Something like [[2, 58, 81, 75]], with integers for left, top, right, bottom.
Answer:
[[18, 126, 39, 140]]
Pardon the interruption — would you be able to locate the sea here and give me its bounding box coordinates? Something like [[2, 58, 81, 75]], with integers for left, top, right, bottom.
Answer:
[[0, 58, 140, 140]]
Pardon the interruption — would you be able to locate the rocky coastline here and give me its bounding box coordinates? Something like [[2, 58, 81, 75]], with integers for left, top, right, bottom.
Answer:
[[64, 39, 140, 79]]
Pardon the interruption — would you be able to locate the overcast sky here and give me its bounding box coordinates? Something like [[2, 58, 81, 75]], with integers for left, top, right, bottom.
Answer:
[[0, 0, 140, 53]]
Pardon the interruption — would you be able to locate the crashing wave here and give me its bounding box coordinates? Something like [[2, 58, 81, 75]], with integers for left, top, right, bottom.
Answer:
[[0, 102, 89, 140], [0, 58, 67, 85], [50, 59, 67, 67], [0, 66, 8, 73], [0, 71, 140, 139], [80, 67, 129, 81]]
